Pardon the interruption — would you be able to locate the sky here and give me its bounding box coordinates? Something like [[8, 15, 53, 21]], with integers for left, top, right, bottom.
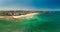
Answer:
[[0, 0, 60, 10]]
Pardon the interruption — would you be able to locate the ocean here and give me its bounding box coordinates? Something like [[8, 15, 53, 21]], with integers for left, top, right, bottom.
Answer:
[[0, 11, 60, 32]]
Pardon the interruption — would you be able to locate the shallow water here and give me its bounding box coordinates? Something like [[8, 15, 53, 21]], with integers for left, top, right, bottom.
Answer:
[[0, 12, 60, 32]]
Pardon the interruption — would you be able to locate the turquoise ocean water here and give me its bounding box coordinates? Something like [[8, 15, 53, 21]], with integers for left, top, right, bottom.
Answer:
[[0, 11, 60, 32]]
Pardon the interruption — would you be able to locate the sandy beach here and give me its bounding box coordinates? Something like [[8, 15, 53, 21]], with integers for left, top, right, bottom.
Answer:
[[0, 13, 38, 19]]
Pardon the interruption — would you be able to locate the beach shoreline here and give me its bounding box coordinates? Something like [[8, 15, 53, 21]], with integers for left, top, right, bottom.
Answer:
[[0, 13, 38, 19]]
